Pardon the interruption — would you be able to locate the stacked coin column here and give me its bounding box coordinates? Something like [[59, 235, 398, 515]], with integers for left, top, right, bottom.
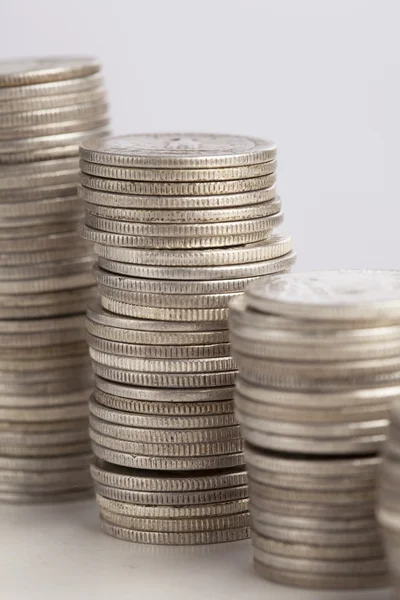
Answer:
[[78, 133, 295, 544], [229, 270, 400, 589], [377, 401, 400, 594], [0, 58, 110, 502]]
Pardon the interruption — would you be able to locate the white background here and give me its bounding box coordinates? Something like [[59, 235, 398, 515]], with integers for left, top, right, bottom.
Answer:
[[0, 1, 398, 599]]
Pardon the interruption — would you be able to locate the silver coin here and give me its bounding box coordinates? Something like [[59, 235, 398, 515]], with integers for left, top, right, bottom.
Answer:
[[87, 334, 230, 359], [250, 506, 376, 532], [0, 101, 107, 128], [100, 508, 250, 532], [0, 312, 84, 333], [85, 211, 280, 238], [0, 57, 100, 87], [0, 301, 90, 319], [80, 133, 276, 168], [89, 396, 236, 428], [97, 284, 241, 309], [89, 396, 236, 430], [90, 428, 243, 456], [249, 481, 375, 505], [96, 494, 248, 518], [245, 269, 400, 323], [79, 183, 277, 209], [91, 459, 247, 491], [252, 532, 384, 561], [253, 548, 387, 576], [0, 376, 92, 396], [0, 157, 79, 189], [94, 390, 234, 416], [79, 222, 272, 250], [0, 256, 94, 282], [89, 415, 241, 443], [0, 466, 90, 486], [0, 425, 89, 445], [100, 518, 250, 544], [0, 219, 80, 240], [94, 376, 234, 401], [0, 452, 92, 471], [0, 352, 89, 372], [0, 231, 87, 253], [0, 72, 103, 99], [0, 441, 91, 458], [94, 481, 248, 506], [0, 403, 89, 422], [0, 195, 82, 218], [236, 376, 400, 408], [100, 297, 231, 322], [97, 251, 294, 282], [90, 349, 235, 373], [0, 126, 110, 159], [93, 236, 293, 267], [250, 494, 375, 520], [0, 116, 109, 143], [80, 172, 276, 196], [0, 243, 91, 267], [0, 388, 92, 408], [80, 158, 276, 181], [84, 198, 281, 224], [93, 264, 273, 294], [0, 270, 93, 294], [253, 560, 388, 590], [0, 488, 93, 504], [92, 441, 244, 470], [0, 341, 87, 360], [0, 87, 106, 113]]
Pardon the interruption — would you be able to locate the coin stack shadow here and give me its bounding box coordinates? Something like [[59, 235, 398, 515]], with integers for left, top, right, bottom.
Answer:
[[78, 133, 296, 544], [0, 57, 110, 503], [229, 271, 397, 589], [377, 401, 400, 593]]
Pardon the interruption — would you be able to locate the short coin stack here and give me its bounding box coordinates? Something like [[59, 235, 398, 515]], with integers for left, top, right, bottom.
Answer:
[[229, 270, 400, 588], [0, 57, 110, 502], [377, 401, 400, 594], [78, 133, 295, 544]]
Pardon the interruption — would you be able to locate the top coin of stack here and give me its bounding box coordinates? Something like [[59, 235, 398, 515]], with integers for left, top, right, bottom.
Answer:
[[0, 57, 110, 503], [78, 133, 295, 544]]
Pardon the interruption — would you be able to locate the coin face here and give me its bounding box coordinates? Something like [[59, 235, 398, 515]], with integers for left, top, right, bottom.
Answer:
[[0, 57, 100, 87], [246, 270, 400, 322], [80, 133, 276, 168]]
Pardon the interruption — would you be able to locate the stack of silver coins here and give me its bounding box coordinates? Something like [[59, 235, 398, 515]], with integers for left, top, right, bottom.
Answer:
[[78, 133, 296, 544], [229, 270, 400, 589], [0, 57, 110, 503], [377, 401, 400, 593]]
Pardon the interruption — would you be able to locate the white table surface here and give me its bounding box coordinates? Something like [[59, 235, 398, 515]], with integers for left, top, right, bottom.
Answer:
[[0, 499, 393, 600]]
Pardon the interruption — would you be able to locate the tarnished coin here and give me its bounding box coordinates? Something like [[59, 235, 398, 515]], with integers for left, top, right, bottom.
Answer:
[[0, 57, 100, 87], [92, 441, 244, 471], [84, 198, 281, 224], [80, 158, 276, 181], [246, 270, 400, 323], [93, 236, 294, 267], [100, 518, 250, 544], [80, 133, 276, 168], [80, 172, 276, 196]]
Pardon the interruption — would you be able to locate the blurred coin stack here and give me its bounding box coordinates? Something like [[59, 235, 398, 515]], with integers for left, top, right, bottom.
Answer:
[[78, 133, 295, 544], [229, 270, 400, 588], [377, 401, 400, 594], [0, 57, 110, 503]]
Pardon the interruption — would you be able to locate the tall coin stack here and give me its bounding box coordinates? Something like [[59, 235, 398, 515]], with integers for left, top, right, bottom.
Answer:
[[377, 401, 400, 595], [78, 133, 296, 544], [0, 58, 110, 503], [229, 270, 400, 589]]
